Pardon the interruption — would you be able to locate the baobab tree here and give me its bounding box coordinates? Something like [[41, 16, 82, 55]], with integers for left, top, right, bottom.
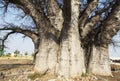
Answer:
[[0, 0, 120, 78]]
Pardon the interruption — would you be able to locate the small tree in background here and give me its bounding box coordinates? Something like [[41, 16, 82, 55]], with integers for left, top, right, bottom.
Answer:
[[0, 50, 4, 57], [6, 53, 11, 57], [14, 50, 20, 57], [31, 53, 34, 57], [0, 43, 4, 57], [24, 52, 28, 57]]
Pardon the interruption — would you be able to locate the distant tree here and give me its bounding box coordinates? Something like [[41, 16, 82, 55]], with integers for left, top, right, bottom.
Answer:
[[0, 42, 4, 57], [6, 53, 11, 57], [14, 50, 20, 57], [24, 52, 28, 56], [0, 50, 4, 57], [14, 50, 20, 54], [31, 53, 34, 57]]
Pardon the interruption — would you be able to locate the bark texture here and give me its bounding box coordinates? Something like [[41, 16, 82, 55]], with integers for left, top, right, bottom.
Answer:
[[58, 0, 85, 78], [1, 0, 120, 78], [34, 38, 49, 75], [34, 38, 59, 75], [88, 45, 111, 76]]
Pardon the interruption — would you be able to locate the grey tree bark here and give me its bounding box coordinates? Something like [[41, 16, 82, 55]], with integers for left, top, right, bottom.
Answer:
[[1, 0, 120, 78], [58, 0, 85, 78], [88, 45, 112, 76]]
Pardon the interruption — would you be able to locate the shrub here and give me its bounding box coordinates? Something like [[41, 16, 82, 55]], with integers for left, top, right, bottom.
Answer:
[[28, 73, 42, 80], [6, 53, 11, 57]]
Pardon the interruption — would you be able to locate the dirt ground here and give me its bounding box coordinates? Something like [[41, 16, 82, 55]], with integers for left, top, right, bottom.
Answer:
[[0, 58, 120, 81]]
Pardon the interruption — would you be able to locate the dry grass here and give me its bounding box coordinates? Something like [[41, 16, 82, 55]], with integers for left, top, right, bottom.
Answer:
[[0, 56, 33, 60], [0, 58, 120, 81], [111, 63, 120, 71]]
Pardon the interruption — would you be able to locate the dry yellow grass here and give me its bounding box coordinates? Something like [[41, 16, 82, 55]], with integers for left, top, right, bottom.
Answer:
[[0, 56, 33, 60]]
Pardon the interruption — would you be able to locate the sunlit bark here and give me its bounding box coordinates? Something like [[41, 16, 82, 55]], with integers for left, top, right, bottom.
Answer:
[[88, 45, 112, 76], [1, 0, 120, 78], [58, 0, 85, 78]]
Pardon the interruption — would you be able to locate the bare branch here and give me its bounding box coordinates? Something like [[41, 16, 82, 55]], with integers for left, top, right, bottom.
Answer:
[[2, 0, 59, 40], [86, 0, 120, 47], [110, 39, 120, 48], [79, 0, 98, 38], [79, 0, 118, 44], [7, 0, 49, 33], [99, 0, 120, 45], [0, 31, 15, 51], [0, 27, 38, 41], [8, 0, 39, 23], [45, 0, 63, 32]]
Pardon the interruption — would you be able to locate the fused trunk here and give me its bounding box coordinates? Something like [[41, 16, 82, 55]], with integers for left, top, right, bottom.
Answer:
[[58, 0, 85, 78], [88, 45, 112, 76], [34, 34, 59, 75], [34, 38, 49, 75], [59, 24, 86, 78], [47, 36, 59, 74]]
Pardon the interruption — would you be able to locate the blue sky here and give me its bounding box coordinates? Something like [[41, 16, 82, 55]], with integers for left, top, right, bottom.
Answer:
[[4, 33, 34, 55], [109, 32, 120, 57]]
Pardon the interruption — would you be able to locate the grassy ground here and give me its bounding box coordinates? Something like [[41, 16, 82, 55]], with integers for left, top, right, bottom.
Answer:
[[0, 56, 33, 60], [0, 57, 120, 81]]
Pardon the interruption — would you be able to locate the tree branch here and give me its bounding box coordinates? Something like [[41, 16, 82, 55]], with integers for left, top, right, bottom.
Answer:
[[100, 0, 120, 44], [0, 27, 38, 41], [45, 0, 63, 32], [4, 0, 59, 40], [0, 31, 15, 51], [79, 0, 98, 38], [92, 0, 120, 46], [7, 0, 50, 33], [8, 0, 40, 24]]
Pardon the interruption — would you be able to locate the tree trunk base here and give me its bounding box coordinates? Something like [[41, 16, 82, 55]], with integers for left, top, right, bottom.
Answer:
[[88, 45, 112, 76]]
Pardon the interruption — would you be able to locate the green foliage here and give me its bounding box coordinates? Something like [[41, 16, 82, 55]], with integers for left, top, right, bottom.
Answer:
[[0, 49, 5, 57], [14, 54, 18, 57], [14, 50, 20, 57], [24, 52, 28, 56], [31, 53, 34, 57], [81, 73, 88, 77], [6, 53, 11, 57], [14, 50, 20, 54], [28, 73, 42, 80], [0, 51, 3, 57]]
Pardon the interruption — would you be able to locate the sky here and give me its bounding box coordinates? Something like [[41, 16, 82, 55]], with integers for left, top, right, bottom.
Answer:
[[109, 32, 120, 57], [0, 2, 35, 55], [4, 33, 34, 55], [0, 0, 120, 57]]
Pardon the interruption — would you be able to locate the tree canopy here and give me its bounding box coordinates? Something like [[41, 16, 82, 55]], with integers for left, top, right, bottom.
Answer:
[[0, 0, 119, 48]]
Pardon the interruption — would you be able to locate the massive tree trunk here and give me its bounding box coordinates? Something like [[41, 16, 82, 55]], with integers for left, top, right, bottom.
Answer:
[[88, 45, 112, 76], [87, 0, 120, 76], [35, 0, 86, 78], [58, 26, 86, 78], [34, 36, 59, 75], [58, 0, 85, 78], [34, 38, 49, 75], [47, 36, 59, 75]]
